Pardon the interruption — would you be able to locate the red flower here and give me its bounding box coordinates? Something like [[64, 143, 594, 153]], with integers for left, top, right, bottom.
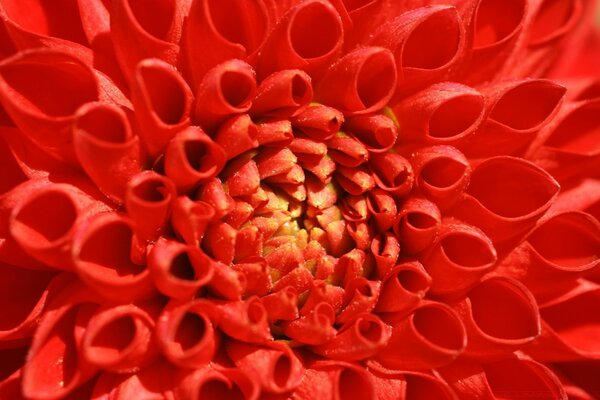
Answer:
[[1, 0, 600, 399]]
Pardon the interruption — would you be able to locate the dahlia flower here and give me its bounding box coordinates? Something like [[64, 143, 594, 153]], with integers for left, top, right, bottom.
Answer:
[[1, 0, 600, 399]]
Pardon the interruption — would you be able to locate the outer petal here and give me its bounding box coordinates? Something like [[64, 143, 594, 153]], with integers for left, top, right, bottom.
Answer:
[[377, 301, 467, 370], [0, 49, 99, 161], [72, 212, 155, 302], [155, 299, 219, 369], [226, 341, 304, 394], [131, 58, 193, 159], [110, 0, 188, 80], [257, 0, 344, 80], [316, 47, 397, 116], [73, 102, 142, 203], [181, 0, 269, 89], [369, 5, 465, 98], [451, 156, 560, 246]]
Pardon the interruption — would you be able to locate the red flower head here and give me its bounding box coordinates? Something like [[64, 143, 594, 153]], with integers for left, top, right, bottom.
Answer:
[[1, 0, 600, 399]]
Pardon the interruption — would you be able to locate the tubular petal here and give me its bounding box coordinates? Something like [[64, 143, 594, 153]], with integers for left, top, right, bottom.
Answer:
[[73, 102, 141, 203], [257, 0, 344, 80], [317, 47, 396, 115], [131, 58, 193, 159]]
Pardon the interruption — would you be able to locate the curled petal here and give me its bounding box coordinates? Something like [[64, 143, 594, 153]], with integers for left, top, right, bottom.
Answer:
[[125, 171, 177, 243], [393, 82, 484, 145], [370, 232, 400, 278], [312, 314, 392, 361], [369, 152, 414, 196], [281, 302, 336, 345], [455, 277, 541, 359], [420, 223, 497, 296], [0, 49, 99, 161], [91, 360, 177, 400], [164, 126, 227, 193], [111, 0, 186, 80], [131, 58, 193, 159], [208, 261, 245, 301], [0, 263, 56, 341], [155, 299, 219, 369], [256, 119, 294, 147], [294, 361, 376, 400], [256, 147, 297, 179], [302, 280, 345, 316], [461, 79, 566, 157], [290, 104, 344, 141], [498, 211, 600, 300], [226, 341, 304, 394], [22, 302, 98, 399], [336, 278, 381, 324], [260, 286, 299, 321], [335, 165, 375, 196], [197, 177, 234, 219], [369, 5, 464, 97], [527, 280, 600, 361], [148, 238, 214, 299], [367, 189, 397, 232], [344, 113, 398, 153], [9, 182, 107, 270], [530, 100, 600, 183], [375, 261, 431, 315], [377, 301, 467, 370], [327, 134, 369, 167], [394, 196, 442, 255], [193, 59, 257, 134], [171, 196, 215, 247], [176, 365, 260, 400], [257, 0, 344, 80], [452, 156, 560, 245], [217, 298, 272, 343], [250, 69, 313, 118], [317, 47, 396, 116], [368, 365, 458, 400], [72, 212, 154, 302], [73, 102, 141, 203], [410, 145, 471, 210], [182, 0, 269, 89], [458, 0, 527, 83], [203, 221, 236, 265], [215, 114, 259, 160], [232, 257, 272, 296], [439, 355, 565, 400], [81, 302, 158, 373], [222, 156, 260, 197]]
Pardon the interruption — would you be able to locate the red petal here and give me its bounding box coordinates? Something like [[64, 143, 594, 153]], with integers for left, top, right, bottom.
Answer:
[[377, 301, 467, 370], [452, 156, 560, 246], [148, 238, 214, 299], [251, 69, 313, 118], [192, 59, 257, 134], [155, 299, 219, 369], [454, 276, 541, 359], [131, 58, 193, 159], [257, 0, 343, 80], [217, 298, 273, 343], [72, 212, 155, 302], [420, 222, 497, 296], [394, 196, 441, 255], [317, 46, 396, 116], [375, 261, 431, 315], [226, 341, 304, 394], [81, 302, 159, 373], [73, 102, 141, 203], [0, 50, 99, 161], [110, 0, 187, 80], [164, 126, 227, 193], [393, 82, 484, 145], [181, 0, 269, 89]]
